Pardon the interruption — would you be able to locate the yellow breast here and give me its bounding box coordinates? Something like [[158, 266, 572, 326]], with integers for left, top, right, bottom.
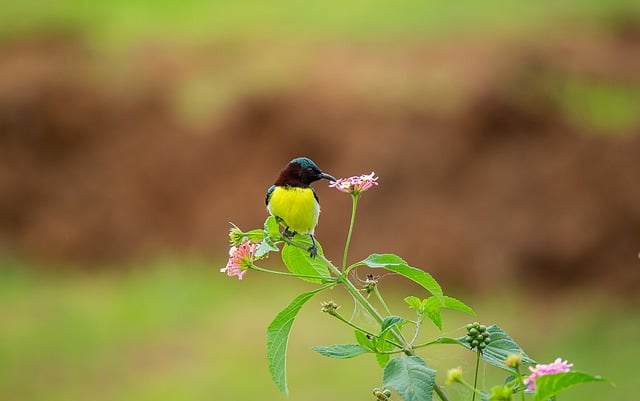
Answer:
[[267, 186, 320, 234]]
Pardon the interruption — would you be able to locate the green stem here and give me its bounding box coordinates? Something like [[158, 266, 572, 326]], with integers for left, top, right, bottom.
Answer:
[[453, 378, 486, 400], [321, 255, 409, 346], [513, 366, 526, 401], [329, 311, 403, 349], [319, 255, 451, 401], [409, 316, 423, 346], [373, 286, 393, 317], [472, 349, 481, 401], [342, 194, 359, 269], [434, 383, 452, 401], [250, 264, 338, 282], [343, 261, 361, 276], [413, 340, 440, 349]]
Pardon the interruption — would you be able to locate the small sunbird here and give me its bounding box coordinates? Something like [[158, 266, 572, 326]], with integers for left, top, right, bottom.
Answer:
[[266, 157, 336, 257]]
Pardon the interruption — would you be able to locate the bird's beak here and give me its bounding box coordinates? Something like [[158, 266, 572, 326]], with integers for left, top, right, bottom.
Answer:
[[320, 172, 336, 182]]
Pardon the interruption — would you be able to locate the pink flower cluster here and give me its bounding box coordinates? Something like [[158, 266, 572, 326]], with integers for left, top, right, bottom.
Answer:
[[221, 240, 259, 280], [523, 358, 573, 391], [329, 172, 379, 195]]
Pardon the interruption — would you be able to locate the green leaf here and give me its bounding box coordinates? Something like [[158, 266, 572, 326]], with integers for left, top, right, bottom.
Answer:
[[281, 243, 330, 283], [421, 295, 475, 330], [290, 232, 324, 254], [422, 297, 443, 330], [312, 344, 370, 359], [430, 337, 463, 345], [375, 331, 397, 367], [383, 356, 436, 401], [404, 296, 423, 311], [252, 217, 282, 258], [243, 228, 266, 241], [440, 295, 475, 316], [267, 290, 321, 395], [534, 372, 609, 401], [361, 253, 408, 268], [362, 254, 443, 301], [255, 237, 279, 258], [376, 353, 391, 369], [354, 330, 391, 368], [264, 216, 280, 237], [455, 325, 535, 371], [380, 316, 406, 336], [354, 330, 374, 350]]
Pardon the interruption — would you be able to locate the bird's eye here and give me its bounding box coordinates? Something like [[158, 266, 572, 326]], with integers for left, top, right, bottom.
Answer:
[[307, 167, 313, 172]]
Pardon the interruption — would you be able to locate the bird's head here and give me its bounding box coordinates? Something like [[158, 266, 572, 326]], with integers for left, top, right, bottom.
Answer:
[[275, 157, 336, 187]]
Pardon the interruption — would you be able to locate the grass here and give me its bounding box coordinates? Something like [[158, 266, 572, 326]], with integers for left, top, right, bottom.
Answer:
[[559, 78, 640, 134], [3, 1, 640, 130], [0, 257, 636, 401], [2, 0, 640, 47]]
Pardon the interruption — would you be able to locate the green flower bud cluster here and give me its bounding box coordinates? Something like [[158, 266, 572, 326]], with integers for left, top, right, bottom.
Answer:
[[321, 301, 340, 315], [464, 322, 491, 351], [372, 387, 392, 400], [489, 385, 513, 401], [228, 224, 265, 246], [363, 274, 379, 295]]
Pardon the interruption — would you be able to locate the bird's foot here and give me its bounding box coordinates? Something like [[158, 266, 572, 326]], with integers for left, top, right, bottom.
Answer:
[[307, 234, 318, 258], [282, 228, 295, 240], [307, 244, 318, 258]]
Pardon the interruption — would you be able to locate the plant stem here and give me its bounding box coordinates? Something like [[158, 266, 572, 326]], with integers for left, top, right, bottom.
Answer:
[[452, 377, 486, 400], [250, 264, 337, 282], [373, 286, 393, 316], [329, 311, 403, 349], [342, 194, 359, 269], [513, 367, 526, 401], [472, 349, 481, 401], [434, 382, 452, 401], [409, 316, 423, 346], [320, 255, 451, 401]]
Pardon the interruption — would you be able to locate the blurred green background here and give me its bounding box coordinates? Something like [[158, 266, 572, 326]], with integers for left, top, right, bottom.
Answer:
[[1, 1, 640, 400]]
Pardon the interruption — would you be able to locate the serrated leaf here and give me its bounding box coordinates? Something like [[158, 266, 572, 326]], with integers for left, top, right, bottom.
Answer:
[[312, 344, 370, 359], [422, 297, 443, 330], [404, 296, 423, 311], [380, 316, 406, 336], [362, 254, 443, 301], [455, 325, 535, 371], [267, 290, 320, 395], [362, 253, 408, 267], [420, 295, 475, 330], [431, 337, 465, 345], [534, 372, 609, 401], [441, 296, 475, 316], [383, 356, 436, 401], [281, 243, 330, 283]]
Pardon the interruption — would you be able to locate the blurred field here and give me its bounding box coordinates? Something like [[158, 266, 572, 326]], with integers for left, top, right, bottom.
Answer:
[[1, 2, 640, 401], [1, 259, 637, 401], [2, 1, 638, 44]]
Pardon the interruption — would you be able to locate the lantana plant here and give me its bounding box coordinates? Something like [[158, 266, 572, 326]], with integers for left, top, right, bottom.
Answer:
[[223, 172, 609, 401]]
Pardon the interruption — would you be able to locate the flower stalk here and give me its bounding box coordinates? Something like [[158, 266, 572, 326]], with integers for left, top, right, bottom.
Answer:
[[222, 167, 603, 401], [342, 193, 359, 269]]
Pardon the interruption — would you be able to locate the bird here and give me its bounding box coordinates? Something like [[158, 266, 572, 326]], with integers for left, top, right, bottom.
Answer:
[[266, 157, 336, 257]]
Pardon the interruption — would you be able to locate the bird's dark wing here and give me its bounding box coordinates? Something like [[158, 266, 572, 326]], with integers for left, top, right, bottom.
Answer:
[[312, 187, 319, 203], [265, 185, 276, 206]]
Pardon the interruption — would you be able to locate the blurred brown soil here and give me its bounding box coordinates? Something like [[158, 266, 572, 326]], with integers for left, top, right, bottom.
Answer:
[[1, 31, 639, 294]]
